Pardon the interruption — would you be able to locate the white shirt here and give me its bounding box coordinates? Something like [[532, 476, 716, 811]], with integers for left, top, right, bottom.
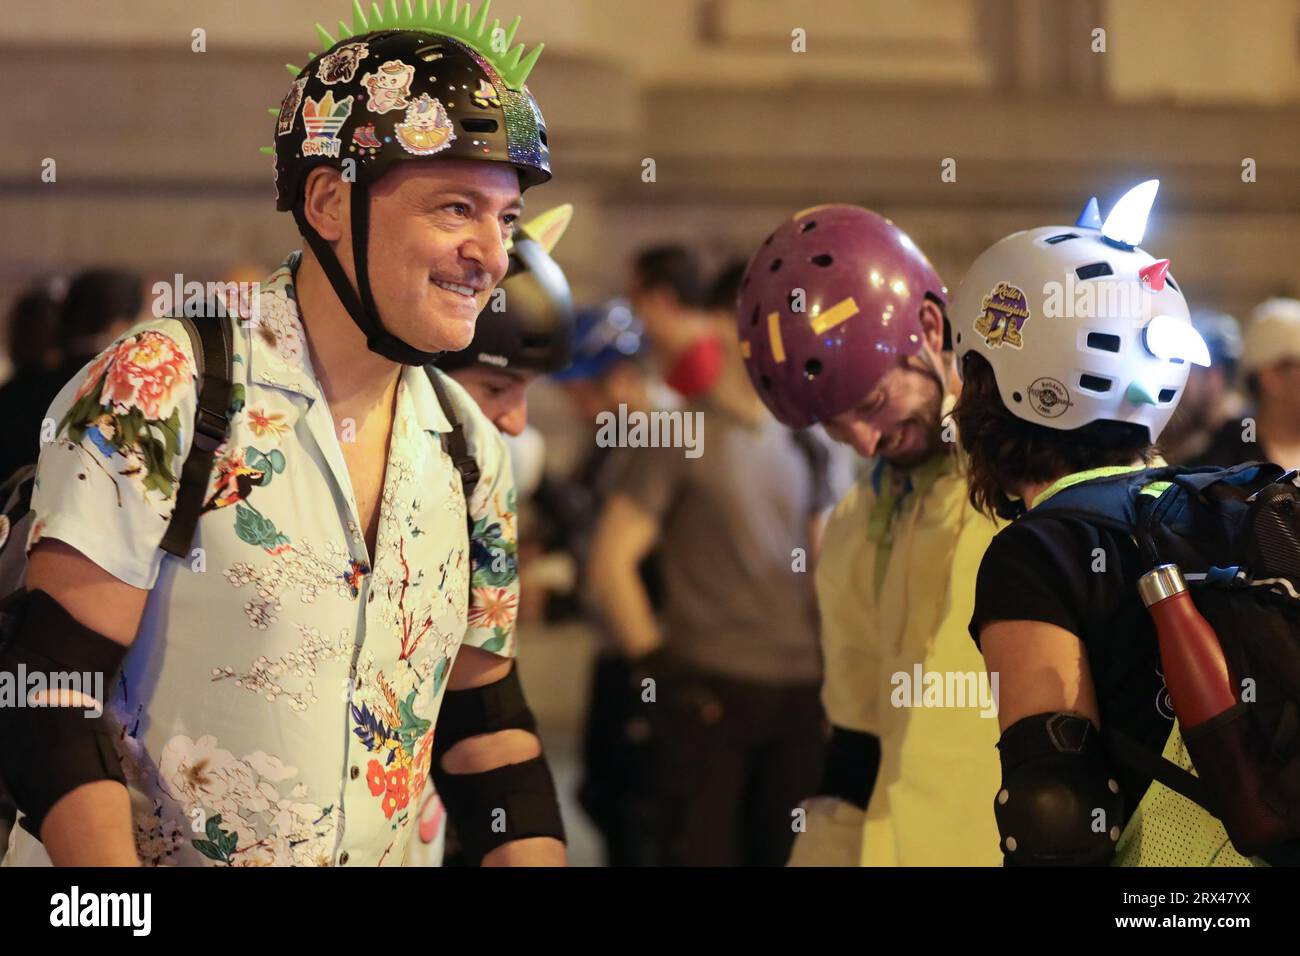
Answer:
[[6, 253, 520, 867]]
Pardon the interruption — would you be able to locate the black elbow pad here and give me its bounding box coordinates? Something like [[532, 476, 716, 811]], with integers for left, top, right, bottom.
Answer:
[[994, 712, 1124, 866], [0, 589, 128, 837], [430, 663, 565, 864]]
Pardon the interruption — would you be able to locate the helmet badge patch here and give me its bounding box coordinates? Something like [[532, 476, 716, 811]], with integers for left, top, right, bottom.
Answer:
[[301, 92, 355, 158], [395, 94, 457, 156], [361, 60, 416, 115], [1027, 377, 1074, 418], [974, 281, 1030, 349], [317, 42, 370, 85]]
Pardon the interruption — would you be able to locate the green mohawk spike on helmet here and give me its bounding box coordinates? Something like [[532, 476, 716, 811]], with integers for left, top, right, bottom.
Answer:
[[321, 0, 543, 91], [262, 0, 552, 368]]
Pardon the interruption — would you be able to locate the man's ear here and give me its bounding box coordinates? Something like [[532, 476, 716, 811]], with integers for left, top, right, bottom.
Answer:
[[919, 298, 947, 353], [302, 166, 348, 242]]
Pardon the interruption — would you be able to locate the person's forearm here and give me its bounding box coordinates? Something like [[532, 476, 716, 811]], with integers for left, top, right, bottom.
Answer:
[[40, 781, 140, 866], [592, 562, 662, 659], [482, 836, 566, 866]]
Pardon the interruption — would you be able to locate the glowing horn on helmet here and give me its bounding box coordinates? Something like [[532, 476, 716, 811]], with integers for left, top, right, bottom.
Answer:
[[1101, 179, 1160, 249]]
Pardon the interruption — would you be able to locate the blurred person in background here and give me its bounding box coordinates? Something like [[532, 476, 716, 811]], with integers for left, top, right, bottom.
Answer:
[[627, 244, 723, 403], [1201, 298, 1300, 471], [409, 204, 576, 868], [588, 258, 830, 867], [737, 206, 1002, 867], [0, 284, 62, 482], [1159, 309, 1243, 464], [526, 300, 664, 865], [48, 268, 144, 388]]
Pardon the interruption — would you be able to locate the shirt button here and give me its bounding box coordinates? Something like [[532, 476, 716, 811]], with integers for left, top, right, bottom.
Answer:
[[339, 851, 349, 865], [350, 765, 359, 780]]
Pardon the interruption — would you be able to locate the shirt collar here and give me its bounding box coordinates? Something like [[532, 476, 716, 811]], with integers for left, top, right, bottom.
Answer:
[[248, 251, 456, 437], [1031, 456, 1169, 509], [404, 364, 455, 435], [246, 252, 323, 403]]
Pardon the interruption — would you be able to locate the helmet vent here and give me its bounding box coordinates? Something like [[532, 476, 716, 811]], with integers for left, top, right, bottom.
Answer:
[[1165, 275, 1178, 292], [804, 358, 823, 380], [1075, 262, 1114, 280], [769, 258, 783, 273], [800, 220, 818, 233], [759, 374, 772, 390], [1085, 332, 1121, 352], [1079, 374, 1112, 393], [461, 118, 499, 133], [1046, 233, 1079, 245], [1158, 388, 1178, 402], [811, 254, 833, 268]]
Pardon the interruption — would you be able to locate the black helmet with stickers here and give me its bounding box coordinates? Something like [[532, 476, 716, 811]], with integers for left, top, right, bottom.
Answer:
[[264, 0, 550, 366], [436, 204, 575, 375]]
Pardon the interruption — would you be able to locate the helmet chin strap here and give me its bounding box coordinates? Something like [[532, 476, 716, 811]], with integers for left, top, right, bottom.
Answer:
[[292, 179, 444, 367]]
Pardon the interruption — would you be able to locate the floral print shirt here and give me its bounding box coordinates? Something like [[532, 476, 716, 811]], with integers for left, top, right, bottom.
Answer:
[[5, 253, 520, 867]]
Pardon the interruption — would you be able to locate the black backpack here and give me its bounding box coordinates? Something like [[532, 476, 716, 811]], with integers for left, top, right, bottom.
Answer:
[[0, 315, 481, 599], [1021, 462, 1300, 863]]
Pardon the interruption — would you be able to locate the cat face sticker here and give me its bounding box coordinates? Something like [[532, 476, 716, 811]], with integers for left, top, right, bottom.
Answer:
[[361, 60, 415, 115], [317, 42, 369, 85], [394, 94, 457, 156]]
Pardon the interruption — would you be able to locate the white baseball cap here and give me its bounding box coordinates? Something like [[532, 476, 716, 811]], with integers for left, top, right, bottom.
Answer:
[[1241, 298, 1300, 375]]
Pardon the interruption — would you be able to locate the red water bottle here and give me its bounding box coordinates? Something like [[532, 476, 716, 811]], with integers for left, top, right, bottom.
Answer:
[[1138, 565, 1237, 726], [1138, 563, 1291, 854]]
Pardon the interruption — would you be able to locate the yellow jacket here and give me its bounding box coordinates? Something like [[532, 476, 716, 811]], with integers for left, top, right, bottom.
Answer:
[[814, 453, 1003, 866]]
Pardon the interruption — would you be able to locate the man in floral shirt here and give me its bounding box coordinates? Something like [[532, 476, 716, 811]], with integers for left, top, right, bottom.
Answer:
[[0, 4, 565, 866]]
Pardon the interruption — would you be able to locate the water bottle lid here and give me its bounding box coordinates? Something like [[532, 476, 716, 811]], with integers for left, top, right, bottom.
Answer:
[[1138, 564, 1187, 607]]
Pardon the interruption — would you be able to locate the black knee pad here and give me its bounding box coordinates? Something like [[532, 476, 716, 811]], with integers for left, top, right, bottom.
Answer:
[[994, 712, 1124, 866]]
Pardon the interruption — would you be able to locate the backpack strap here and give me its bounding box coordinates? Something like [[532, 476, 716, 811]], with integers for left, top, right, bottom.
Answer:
[[425, 366, 481, 510], [1105, 724, 1214, 814], [160, 316, 233, 558]]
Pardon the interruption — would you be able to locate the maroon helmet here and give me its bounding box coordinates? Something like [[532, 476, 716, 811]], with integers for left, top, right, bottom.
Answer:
[[737, 205, 947, 428]]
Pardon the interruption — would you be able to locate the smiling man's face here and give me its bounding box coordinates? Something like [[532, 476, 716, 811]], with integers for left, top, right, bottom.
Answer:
[[360, 158, 522, 353]]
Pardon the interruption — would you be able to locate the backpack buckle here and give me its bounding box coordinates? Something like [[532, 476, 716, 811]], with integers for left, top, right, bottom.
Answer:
[[193, 406, 229, 452]]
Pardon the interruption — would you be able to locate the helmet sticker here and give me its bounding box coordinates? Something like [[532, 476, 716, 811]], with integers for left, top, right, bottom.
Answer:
[[361, 60, 416, 115], [1027, 377, 1074, 418], [472, 80, 501, 109], [350, 123, 382, 156], [395, 94, 457, 156], [974, 281, 1029, 349], [301, 92, 354, 158], [316, 42, 370, 85], [276, 76, 308, 137]]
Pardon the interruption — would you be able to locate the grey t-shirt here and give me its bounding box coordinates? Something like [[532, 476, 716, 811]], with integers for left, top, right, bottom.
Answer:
[[609, 397, 827, 686]]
